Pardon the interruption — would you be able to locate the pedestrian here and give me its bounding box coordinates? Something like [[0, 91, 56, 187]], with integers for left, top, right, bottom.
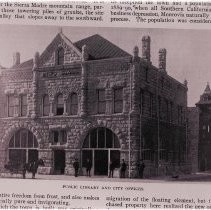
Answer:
[[86, 159, 92, 177], [120, 159, 127, 178], [30, 161, 37, 179], [22, 162, 27, 179], [137, 160, 145, 179], [108, 161, 115, 178], [73, 158, 79, 177]]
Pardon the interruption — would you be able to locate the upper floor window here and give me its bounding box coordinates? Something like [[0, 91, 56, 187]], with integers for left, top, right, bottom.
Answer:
[[8, 95, 15, 117], [57, 47, 64, 65], [56, 94, 64, 115], [20, 94, 27, 117], [140, 89, 144, 115], [51, 130, 67, 145], [170, 101, 173, 123], [114, 88, 123, 113], [177, 105, 183, 124], [149, 92, 153, 117], [145, 67, 149, 82], [97, 89, 106, 114], [43, 95, 50, 116], [70, 93, 78, 115]]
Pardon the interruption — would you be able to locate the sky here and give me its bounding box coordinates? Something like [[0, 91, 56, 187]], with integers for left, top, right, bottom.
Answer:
[[0, 24, 209, 107]]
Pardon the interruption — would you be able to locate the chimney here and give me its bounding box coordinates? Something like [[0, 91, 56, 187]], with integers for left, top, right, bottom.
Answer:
[[33, 52, 40, 69], [82, 45, 89, 61], [159, 48, 167, 73], [142, 35, 151, 62], [13, 52, 20, 66], [132, 46, 140, 63]]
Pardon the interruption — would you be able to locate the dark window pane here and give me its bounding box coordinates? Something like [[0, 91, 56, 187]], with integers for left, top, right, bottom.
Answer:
[[82, 150, 92, 167], [28, 131, 34, 148], [57, 94, 64, 115], [114, 89, 123, 100], [90, 130, 97, 148], [20, 131, 27, 148], [114, 88, 123, 113], [8, 95, 15, 117], [21, 95, 27, 116], [61, 130, 67, 144], [70, 93, 78, 115], [97, 90, 106, 114], [110, 150, 120, 168], [43, 95, 50, 116], [9, 149, 26, 165], [98, 102, 106, 114], [15, 131, 20, 148], [98, 128, 105, 148], [114, 101, 123, 113], [106, 129, 113, 148], [53, 131, 59, 144]]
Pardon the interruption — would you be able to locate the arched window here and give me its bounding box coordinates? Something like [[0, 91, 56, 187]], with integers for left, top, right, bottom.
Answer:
[[70, 93, 78, 115], [43, 95, 50, 116], [7, 95, 15, 117], [82, 127, 120, 176], [56, 94, 64, 115], [20, 94, 27, 117], [8, 129, 38, 165], [57, 47, 64, 65]]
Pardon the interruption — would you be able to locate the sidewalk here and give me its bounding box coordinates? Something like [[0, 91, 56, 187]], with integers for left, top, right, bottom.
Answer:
[[1, 172, 211, 182]]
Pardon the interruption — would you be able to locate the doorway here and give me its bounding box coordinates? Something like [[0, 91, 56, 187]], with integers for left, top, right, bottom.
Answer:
[[94, 150, 108, 175], [54, 150, 65, 174]]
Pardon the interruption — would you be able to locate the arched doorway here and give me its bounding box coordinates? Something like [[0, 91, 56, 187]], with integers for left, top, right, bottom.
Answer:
[[8, 129, 38, 165], [82, 127, 120, 176]]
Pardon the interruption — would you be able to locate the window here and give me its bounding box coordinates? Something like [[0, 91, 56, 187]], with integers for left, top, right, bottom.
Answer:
[[145, 67, 149, 82], [97, 89, 106, 114], [140, 89, 144, 115], [70, 93, 78, 115], [43, 95, 50, 116], [56, 94, 64, 115], [52, 130, 67, 145], [149, 93, 153, 117], [8, 95, 15, 117], [8, 129, 38, 165], [57, 47, 64, 65], [82, 128, 120, 149], [20, 95, 27, 116], [177, 105, 183, 124], [158, 96, 161, 119], [114, 88, 123, 113], [165, 99, 169, 122], [170, 102, 173, 123]]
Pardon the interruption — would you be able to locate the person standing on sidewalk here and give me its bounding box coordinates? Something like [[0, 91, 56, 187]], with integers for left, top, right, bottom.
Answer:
[[73, 158, 79, 177], [108, 160, 115, 178], [86, 159, 92, 177], [120, 159, 127, 178], [137, 160, 145, 179]]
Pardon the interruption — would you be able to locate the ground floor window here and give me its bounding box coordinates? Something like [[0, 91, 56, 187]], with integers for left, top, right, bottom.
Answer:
[[82, 127, 120, 176], [8, 129, 38, 166]]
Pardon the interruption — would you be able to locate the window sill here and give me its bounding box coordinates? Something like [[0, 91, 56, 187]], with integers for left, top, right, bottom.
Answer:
[[49, 143, 68, 149]]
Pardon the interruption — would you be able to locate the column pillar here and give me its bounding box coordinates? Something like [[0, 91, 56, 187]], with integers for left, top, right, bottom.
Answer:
[[31, 52, 40, 119], [80, 45, 88, 117]]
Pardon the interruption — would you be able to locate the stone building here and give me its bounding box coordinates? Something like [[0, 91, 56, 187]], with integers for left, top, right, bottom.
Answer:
[[196, 83, 211, 171], [0, 31, 189, 177]]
